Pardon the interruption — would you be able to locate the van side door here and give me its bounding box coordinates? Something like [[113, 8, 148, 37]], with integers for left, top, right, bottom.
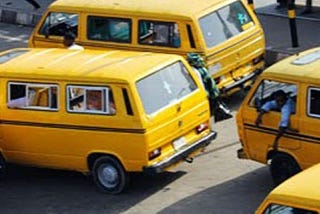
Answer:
[[241, 79, 300, 163]]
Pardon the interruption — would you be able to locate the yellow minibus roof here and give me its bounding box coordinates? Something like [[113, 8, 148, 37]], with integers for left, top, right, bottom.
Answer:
[[262, 47, 320, 85], [0, 48, 183, 83], [266, 163, 320, 208], [50, 0, 230, 19]]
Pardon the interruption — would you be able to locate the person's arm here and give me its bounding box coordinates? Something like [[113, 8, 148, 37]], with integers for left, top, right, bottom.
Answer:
[[255, 109, 266, 126], [273, 126, 286, 150], [273, 101, 295, 150], [255, 100, 276, 126], [7, 97, 28, 108]]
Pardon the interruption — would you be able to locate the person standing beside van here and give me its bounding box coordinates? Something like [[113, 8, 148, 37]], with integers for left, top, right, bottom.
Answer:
[[255, 90, 296, 150], [187, 53, 232, 122], [63, 31, 84, 50]]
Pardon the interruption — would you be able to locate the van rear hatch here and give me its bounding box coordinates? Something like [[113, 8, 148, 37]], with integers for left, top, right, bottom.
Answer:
[[136, 60, 216, 174]]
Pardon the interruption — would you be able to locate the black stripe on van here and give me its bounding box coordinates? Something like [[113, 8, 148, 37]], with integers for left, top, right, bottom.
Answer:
[[244, 123, 320, 144], [0, 120, 146, 134]]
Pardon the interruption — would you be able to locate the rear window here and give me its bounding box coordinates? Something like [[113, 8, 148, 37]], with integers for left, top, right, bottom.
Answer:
[[199, 1, 253, 48], [136, 61, 197, 114]]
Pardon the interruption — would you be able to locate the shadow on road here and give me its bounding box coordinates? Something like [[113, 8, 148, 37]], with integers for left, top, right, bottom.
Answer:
[[158, 167, 274, 214], [0, 164, 185, 214]]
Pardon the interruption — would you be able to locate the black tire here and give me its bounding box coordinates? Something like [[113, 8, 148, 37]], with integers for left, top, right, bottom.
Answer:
[[92, 156, 129, 194], [0, 154, 7, 179], [270, 153, 301, 186]]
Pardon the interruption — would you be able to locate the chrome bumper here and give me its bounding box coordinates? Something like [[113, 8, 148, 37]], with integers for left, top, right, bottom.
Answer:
[[143, 131, 217, 175]]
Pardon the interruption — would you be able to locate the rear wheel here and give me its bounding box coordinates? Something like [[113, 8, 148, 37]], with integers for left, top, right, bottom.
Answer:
[[0, 154, 7, 179], [270, 153, 301, 186], [92, 156, 129, 194]]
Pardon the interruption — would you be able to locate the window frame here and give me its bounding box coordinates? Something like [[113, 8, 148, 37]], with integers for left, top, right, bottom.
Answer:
[[7, 82, 59, 111], [87, 16, 132, 43], [248, 79, 297, 114], [66, 85, 115, 115], [307, 87, 320, 118], [138, 20, 181, 48]]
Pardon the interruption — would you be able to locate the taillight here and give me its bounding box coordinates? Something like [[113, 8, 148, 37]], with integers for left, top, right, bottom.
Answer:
[[196, 122, 209, 134], [148, 148, 161, 160]]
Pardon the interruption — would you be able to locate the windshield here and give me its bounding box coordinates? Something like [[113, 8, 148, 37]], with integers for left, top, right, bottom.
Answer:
[[136, 61, 197, 115], [199, 1, 254, 48]]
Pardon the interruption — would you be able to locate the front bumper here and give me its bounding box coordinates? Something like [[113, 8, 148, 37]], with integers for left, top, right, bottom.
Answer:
[[143, 131, 217, 175]]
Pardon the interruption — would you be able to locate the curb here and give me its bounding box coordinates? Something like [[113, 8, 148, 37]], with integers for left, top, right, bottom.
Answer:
[[0, 6, 44, 26]]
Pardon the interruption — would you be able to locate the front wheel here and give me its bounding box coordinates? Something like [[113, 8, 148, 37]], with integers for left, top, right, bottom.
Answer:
[[270, 153, 301, 186], [92, 156, 129, 194]]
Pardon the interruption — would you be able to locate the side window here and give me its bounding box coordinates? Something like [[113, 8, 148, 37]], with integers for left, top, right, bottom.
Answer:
[[67, 85, 116, 115], [138, 20, 180, 48], [39, 12, 79, 37], [307, 87, 320, 117], [249, 79, 297, 112], [87, 16, 131, 43], [7, 82, 58, 110], [122, 88, 133, 115], [263, 203, 318, 214]]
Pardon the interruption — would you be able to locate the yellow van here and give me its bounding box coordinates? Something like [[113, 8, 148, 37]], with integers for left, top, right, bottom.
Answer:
[[0, 48, 216, 194], [255, 162, 320, 214], [237, 47, 320, 185], [28, 0, 265, 95]]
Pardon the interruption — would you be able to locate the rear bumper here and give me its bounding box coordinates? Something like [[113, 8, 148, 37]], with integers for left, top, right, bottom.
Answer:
[[143, 131, 217, 175], [221, 68, 263, 95]]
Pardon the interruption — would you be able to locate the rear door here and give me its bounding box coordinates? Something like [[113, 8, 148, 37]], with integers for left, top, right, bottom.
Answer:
[[136, 60, 210, 164]]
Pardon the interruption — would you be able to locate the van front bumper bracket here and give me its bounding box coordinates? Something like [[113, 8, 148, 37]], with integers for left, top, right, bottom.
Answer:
[[143, 131, 217, 175]]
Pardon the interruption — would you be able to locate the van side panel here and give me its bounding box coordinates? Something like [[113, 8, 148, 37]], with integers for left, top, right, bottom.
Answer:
[[0, 83, 147, 172], [297, 83, 320, 170]]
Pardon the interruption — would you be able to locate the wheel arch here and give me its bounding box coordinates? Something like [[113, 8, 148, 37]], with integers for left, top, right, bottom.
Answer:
[[87, 152, 125, 172], [267, 150, 300, 167]]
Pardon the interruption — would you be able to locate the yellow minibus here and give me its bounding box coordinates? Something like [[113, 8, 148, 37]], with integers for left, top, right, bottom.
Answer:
[[256, 163, 320, 214], [237, 47, 320, 186], [28, 0, 265, 95], [0, 48, 216, 194]]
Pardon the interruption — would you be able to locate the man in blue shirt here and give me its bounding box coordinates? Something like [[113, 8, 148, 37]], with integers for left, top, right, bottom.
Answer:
[[255, 89, 296, 150]]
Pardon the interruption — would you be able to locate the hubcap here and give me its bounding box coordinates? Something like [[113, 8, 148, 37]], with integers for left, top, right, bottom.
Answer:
[[98, 164, 119, 188]]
